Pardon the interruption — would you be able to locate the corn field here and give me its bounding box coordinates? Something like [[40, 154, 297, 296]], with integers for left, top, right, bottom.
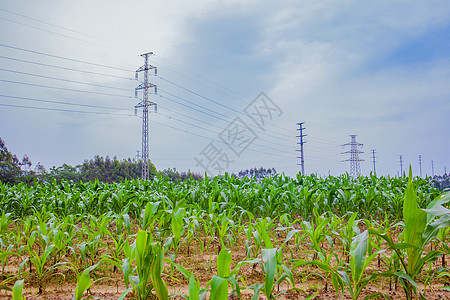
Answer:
[[1, 170, 449, 299]]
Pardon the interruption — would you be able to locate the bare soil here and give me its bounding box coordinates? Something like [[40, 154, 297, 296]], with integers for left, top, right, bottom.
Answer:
[[1, 240, 450, 300]]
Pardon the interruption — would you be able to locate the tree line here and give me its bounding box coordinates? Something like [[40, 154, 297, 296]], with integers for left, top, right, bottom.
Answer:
[[0, 137, 203, 184]]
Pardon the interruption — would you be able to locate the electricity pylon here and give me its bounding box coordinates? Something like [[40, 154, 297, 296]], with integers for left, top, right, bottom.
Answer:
[[342, 135, 364, 177], [135, 52, 157, 181]]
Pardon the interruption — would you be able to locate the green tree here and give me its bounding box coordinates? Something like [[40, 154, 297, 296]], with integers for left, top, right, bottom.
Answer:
[[0, 137, 24, 184], [46, 164, 81, 184]]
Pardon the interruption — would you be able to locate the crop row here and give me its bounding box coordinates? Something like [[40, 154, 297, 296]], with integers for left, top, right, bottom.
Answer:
[[0, 171, 449, 299], [0, 173, 442, 222]]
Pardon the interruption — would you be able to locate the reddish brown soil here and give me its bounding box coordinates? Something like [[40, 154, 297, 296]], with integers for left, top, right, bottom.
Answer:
[[1, 242, 449, 300]]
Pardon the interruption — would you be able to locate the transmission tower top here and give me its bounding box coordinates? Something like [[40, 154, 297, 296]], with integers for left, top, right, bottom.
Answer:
[[341, 135, 364, 177]]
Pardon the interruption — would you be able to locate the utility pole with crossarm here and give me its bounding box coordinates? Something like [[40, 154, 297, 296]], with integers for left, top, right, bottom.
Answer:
[[296, 122, 306, 175]]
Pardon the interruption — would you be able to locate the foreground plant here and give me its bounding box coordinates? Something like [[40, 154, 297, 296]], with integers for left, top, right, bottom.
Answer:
[[131, 230, 168, 300], [332, 230, 386, 300], [12, 279, 25, 300], [370, 167, 450, 299], [248, 248, 293, 300]]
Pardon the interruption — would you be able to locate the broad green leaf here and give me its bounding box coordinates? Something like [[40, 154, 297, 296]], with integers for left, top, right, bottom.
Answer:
[[73, 271, 91, 300], [262, 248, 277, 298], [217, 248, 231, 278], [12, 279, 24, 300], [247, 283, 264, 300], [351, 230, 369, 284], [210, 275, 228, 300], [152, 246, 168, 300], [188, 274, 200, 300], [118, 288, 133, 300]]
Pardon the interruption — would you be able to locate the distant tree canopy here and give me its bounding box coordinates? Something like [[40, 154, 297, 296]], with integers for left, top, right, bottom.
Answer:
[[78, 155, 157, 183], [159, 168, 203, 182], [0, 137, 35, 184], [0, 137, 22, 184], [235, 167, 277, 181], [1, 136, 204, 184], [45, 156, 157, 184], [433, 174, 450, 191]]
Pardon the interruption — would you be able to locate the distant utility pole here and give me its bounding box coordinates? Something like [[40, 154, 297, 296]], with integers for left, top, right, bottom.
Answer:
[[371, 149, 377, 175], [431, 160, 435, 177], [419, 155, 422, 177], [296, 122, 306, 175], [135, 52, 157, 181], [341, 135, 364, 178], [399, 155, 404, 176], [135, 150, 140, 162]]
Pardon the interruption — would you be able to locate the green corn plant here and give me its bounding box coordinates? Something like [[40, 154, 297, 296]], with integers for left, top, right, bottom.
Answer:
[[72, 261, 101, 300], [253, 217, 275, 251], [292, 231, 340, 293], [208, 248, 243, 300], [12, 279, 25, 300], [369, 167, 450, 299], [436, 225, 450, 267], [214, 213, 234, 253], [170, 205, 186, 258], [172, 263, 207, 300], [51, 222, 77, 265], [248, 248, 291, 300], [140, 201, 161, 231], [331, 230, 386, 300], [0, 211, 14, 238], [131, 230, 168, 300], [301, 215, 331, 260], [340, 212, 360, 263], [102, 236, 136, 291], [184, 214, 201, 256], [27, 243, 66, 294], [0, 249, 19, 291]]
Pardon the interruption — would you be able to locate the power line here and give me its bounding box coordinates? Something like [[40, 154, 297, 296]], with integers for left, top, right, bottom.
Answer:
[[0, 100, 291, 158], [0, 102, 132, 116], [150, 117, 292, 158], [0, 79, 133, 98], [0, 55, 133, 80], [159, 75, 293, 137], [0, 8, 132, 49], [157, 112, 292, 155], [0, 67, 131, 91], [0, 94, 128, 110], [158, 89, 295, 144], [158, 94, 294, 147], [159, 88, 234, 120], [0, 15, 116, 50], [0, 43, 133, 72]]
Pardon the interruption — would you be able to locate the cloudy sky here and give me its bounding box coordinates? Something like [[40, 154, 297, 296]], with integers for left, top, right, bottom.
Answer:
[[0, 0, 449, 177]]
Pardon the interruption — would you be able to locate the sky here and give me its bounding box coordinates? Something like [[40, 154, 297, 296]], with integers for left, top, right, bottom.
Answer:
[[0, 0, 449, 178]]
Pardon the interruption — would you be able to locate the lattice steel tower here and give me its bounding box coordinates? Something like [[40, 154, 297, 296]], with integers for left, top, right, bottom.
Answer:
[[135, 52, 157, 181], [342, 135, 364, 177], [296, 122, 306, 175]]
